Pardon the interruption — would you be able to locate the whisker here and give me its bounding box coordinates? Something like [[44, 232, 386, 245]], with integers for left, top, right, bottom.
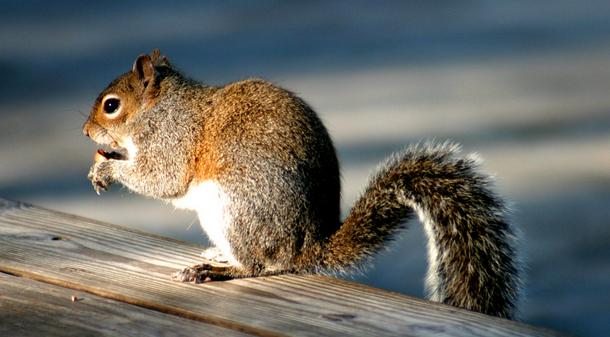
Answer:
[[64, 125, 86, 132], [106, 129, 120, 144], [185, 216, 198, 231]]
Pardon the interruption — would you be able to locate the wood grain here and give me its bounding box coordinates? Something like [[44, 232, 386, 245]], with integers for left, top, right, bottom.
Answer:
[[0, 198, 567, 337], [0, 272, 252, 337]]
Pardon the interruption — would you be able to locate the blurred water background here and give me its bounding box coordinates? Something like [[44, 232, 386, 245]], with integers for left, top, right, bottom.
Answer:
[[1, 1, 609, 335]]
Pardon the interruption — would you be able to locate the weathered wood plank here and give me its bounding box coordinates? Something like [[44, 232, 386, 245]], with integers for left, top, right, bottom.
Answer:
[[0, 272, 253, 337], [0, 199, 566, 337]]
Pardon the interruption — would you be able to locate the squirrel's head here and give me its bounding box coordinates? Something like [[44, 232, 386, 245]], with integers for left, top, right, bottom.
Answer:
[[83, 49, 171, 153]]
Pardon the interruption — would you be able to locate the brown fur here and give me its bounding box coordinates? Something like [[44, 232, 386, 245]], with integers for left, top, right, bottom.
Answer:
[[84, 50, 520, 319]]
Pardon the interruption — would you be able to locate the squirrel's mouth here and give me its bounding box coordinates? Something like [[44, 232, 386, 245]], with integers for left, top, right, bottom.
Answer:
[[97, 148, 127, 161], [96, 142, 128, 161]]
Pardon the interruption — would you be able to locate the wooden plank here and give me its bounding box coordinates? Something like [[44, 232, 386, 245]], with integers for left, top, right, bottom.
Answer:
[[0, 198, 566, 337], [0, 272, 253, 337]]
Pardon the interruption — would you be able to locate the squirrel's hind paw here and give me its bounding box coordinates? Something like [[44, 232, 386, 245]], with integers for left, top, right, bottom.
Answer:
[[172, 263, 235, 283]]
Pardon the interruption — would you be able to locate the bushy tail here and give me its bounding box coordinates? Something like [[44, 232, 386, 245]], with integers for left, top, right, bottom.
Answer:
[[321, 142, 520, 318]]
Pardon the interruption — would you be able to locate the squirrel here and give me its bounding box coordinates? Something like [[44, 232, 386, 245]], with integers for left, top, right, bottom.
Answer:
[[83, 50, 520, 319]]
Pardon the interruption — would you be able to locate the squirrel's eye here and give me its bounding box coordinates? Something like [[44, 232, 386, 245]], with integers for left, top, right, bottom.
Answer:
[[103, 98, 121, 114]]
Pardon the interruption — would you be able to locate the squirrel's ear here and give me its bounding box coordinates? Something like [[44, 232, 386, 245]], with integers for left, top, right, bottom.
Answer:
[[150, 48, 171, 67], [151, 49, 161, 61], [132, 54, 155, 87]]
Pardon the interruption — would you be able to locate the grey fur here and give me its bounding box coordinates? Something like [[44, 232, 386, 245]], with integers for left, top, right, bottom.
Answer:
[[313, 141, 521, 318], [84, 50, 520, 319]]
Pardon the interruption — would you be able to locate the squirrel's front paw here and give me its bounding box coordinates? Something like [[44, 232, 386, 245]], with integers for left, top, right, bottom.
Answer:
[[88, 161, 115, 195]]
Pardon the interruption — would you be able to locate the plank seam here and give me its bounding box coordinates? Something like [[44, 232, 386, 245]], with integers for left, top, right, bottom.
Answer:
[[0, 265, 287, 337]]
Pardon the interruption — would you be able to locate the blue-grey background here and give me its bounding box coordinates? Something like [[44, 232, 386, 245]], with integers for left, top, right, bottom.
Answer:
[[1, 2, 609, 336]]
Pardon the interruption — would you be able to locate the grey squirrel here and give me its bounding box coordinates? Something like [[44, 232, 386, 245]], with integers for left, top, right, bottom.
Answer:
[[83, 50, 520, 318]]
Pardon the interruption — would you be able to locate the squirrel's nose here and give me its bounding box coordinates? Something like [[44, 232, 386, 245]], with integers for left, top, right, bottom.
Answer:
[[82, 124, 90, 138]]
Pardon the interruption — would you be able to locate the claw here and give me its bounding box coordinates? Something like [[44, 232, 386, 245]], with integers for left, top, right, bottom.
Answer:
[[92, 180, 108, 195], [172, 263, 234, 283], [88, 161, 112, 195]]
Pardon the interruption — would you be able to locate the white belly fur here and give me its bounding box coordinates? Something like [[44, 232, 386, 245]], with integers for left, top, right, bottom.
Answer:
[[172, 180, 240, 266]]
